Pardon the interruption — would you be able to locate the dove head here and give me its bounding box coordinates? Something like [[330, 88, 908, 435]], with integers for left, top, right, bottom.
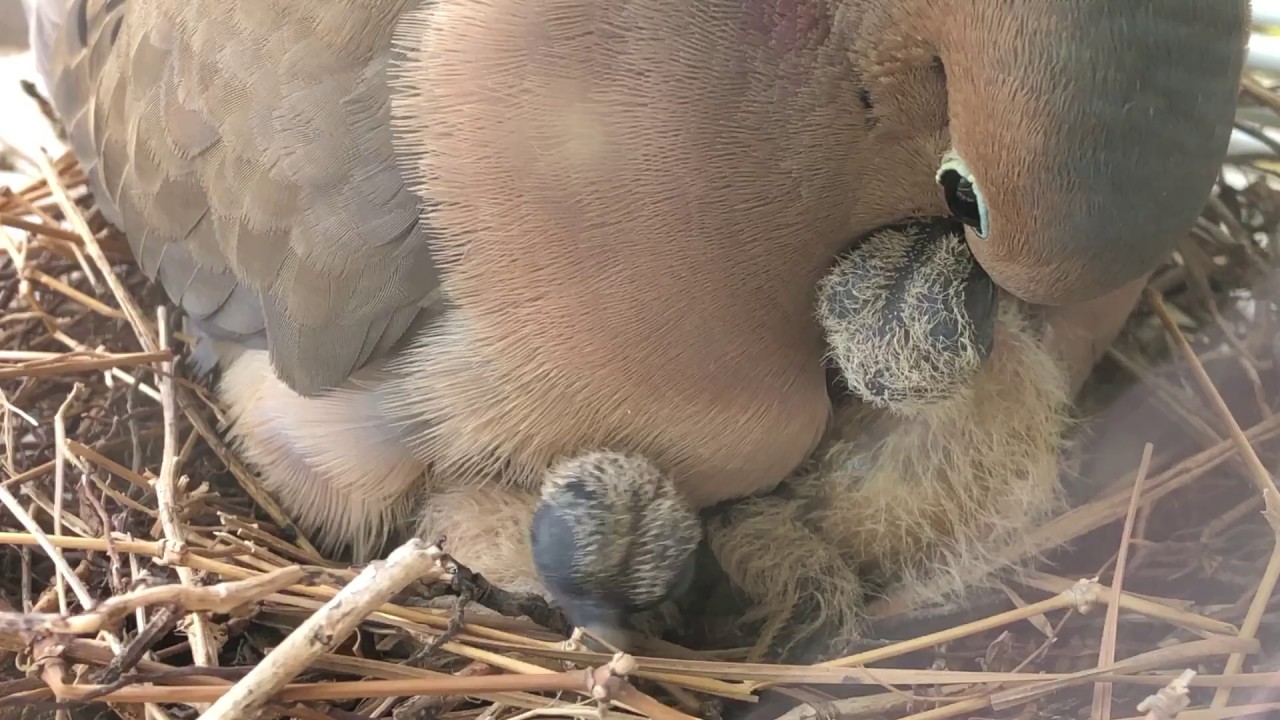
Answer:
[[920, 0, 1249, 305], [391, 0, 1248, 315]]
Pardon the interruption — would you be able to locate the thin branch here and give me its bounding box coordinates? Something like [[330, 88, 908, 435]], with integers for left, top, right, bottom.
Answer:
[[1092, 443, 1154, 720], [1146, 289, 1280, 709], [198, 539, 447, 720], [151, 306, 220, 671], [0, 565, 323, 637], [34, 150, 155, 352], [0, 484, 94, 609], [53, 383, 84, 614]]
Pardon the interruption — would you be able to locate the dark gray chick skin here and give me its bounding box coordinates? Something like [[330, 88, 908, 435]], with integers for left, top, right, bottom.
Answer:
[[818, 218, 998, 413], [530, 451, 701, 650]]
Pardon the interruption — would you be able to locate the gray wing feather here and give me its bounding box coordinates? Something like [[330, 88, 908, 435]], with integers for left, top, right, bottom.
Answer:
[[32, 0, 442, 394]]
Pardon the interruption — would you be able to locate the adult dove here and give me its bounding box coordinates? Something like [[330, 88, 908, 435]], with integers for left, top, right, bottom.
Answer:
[[27, 0, 1248, 647]]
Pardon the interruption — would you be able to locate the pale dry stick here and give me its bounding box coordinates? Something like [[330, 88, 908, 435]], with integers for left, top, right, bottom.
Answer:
[[198, 538, 448, 720], [1, 387, 38, 424], [1094, 443, 1155, 720], [85, 474, 156, 517], [3, 633, 583, 715], [1017, 571, 1238, 636], [0, 504, 176, 719], [506, 708, 641, 720], [175, 428, 202, 482], [52, 383, 84, 615], [69, 668, 682, 713], [0, 531, 172, 558], [42, 649, 72, 720], [7, 479, 148, 696], [6, 185, 68, 227], [66, 441, 134, 499], [774, 685, 974, 720], [49, 331, 161, 401], [1203, 493, 1265, 543], [626, 641, 1280, 692], [1145, 291, 1278, 499], [756, 581, 1104, 691], [894, 697, 989, 720], [152, 473, 212, 545], [0, 565, 322, 637], [26, 559, 90, 618], [886, 637, 1258, 720], [0, 484, 94, 608], [127, 550, 147, 640], [990, 637, 1256, 711], [24, 638, 323, 720], [259, 592, 691, 698], [203, 534, 310, 580], [1146, 289, 1280, 710], [0, 212, 82, 244], [1, 221, 29, 275], [1242, 73, 1280, 117], [190, 531, 328, 578], [1000, 585, 1054, 637], [152, 306, 219, 672], [5, 188, 104, 286], [529, 590, 1074, 697], [1214, 537, 1280, 702], [1027, 415, 1280, 556], [64, 440, 156, 493], [1138, 669, 1195, 720], [19, 488, 96, 543], [6, 620, 1280, 706], [0, 528, 688, 703], [0, 310, 53, 328], [170, 632, 1280, 694], [24, 268, 124, 318], [314, 653, 586, 712], [35, 638, 159, 720], [0, 350, 107, 360], [783, 666, 1223, 720], [214, 517, 324, 566], [270, 586, 732, 698], [11, 179, 87, 213], [0, 388, 16, 477], [34, 149, 156, 352], [478, 636, 1080, 690], [0, 530, 397, 614], [655, 679, 705, 716], [0, 350, 171, 380], [1107, 347, 1228, 449]]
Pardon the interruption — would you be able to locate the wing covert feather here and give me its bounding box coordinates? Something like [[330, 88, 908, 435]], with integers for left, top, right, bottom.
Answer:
[[35, 0, 442, 394]]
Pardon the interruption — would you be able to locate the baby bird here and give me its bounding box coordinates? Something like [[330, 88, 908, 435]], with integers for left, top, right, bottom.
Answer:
[[818, 218, 997, 411], [714, 229, 1153, 659], [27, 0, 1249, 646], [531, 453, 701, 649]]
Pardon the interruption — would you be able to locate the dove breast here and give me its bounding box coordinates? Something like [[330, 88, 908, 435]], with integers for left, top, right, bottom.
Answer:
[[34, 0, 842, 510]]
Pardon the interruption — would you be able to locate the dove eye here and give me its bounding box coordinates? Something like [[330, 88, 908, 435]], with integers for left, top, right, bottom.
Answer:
[[936, 151, 989, 239]]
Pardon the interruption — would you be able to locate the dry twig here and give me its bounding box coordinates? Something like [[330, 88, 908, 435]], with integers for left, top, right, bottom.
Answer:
[[1093, 443, 1155, 719], [198, 538, 447, 720]]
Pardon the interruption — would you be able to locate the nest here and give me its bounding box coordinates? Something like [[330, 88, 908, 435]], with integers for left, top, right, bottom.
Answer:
[[3, 61, 1280, 720]]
